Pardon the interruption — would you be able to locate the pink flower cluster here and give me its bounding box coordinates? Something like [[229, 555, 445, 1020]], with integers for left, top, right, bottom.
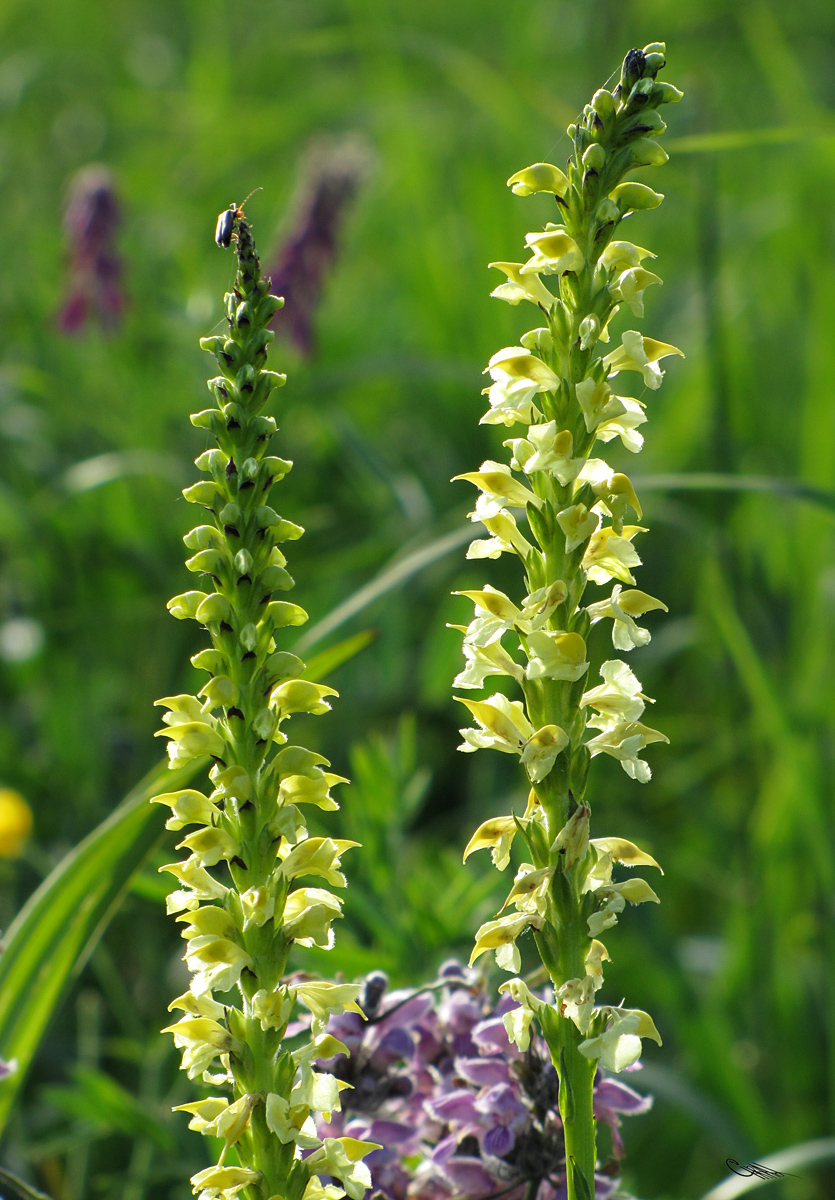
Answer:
[[310, 963, 652, 1200]]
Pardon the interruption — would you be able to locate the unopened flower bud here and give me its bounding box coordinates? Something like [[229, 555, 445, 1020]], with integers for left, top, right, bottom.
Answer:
[[591, 88, 615, 119], [582, 143, 606, 172], [579, 315, 601, 350], [620, 48, 646, 92]]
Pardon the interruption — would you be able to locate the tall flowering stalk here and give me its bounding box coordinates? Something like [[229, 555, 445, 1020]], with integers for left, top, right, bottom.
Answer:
[[453, 45, 683, 1200], [153, 206, 378, 1200]]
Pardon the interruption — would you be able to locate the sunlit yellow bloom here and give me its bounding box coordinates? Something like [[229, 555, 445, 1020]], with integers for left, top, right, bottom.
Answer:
[[585, 720, 669, 783], [582, 525, 646, 585], [453, 459, 542, 517], [279, 837, 360, 888], [586, 584, 667, 651], [185, 934, 253, 995], [151, 789, 219, 832], [452, 636, 525, 689], [465, 509, 534, 560], [498, 977, 543, 1050], [505, 422, 583, 484], [481, 347, 560, 427], [582, 659, 651, 729], [557, 503, 599, 553], [489, 261, 554, 307], [603, 329, 683, 390], [578, 1007, 662, 1073], [506, 162, 569, 197], [305, 1138, 382, 1200], [190, 1163, 260, 1199], [609, 266, 662, 318], [556, 976, 596, 1034], [521, 228, 584, 276], [525, 630, 588, 682], [282, 887, 344, 948], [456, 693, 568, 782], [470, 909, 543, 972], [294, 981, 365, 1034], [600, 241, 656, 274], [463, 815, 518, 871]]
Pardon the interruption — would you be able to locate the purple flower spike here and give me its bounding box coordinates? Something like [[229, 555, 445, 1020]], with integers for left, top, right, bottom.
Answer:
[[314, 968, 654, 1200], [268, 135, 371, 356], [58, 164, 124, 333]]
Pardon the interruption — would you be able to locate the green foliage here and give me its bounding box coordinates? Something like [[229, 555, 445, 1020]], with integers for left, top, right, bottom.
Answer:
[[0, 758, 199, 1133]]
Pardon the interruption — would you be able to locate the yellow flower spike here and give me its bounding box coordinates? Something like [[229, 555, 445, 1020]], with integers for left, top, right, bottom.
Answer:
[[506, 162, 570, 197], [0, 789, 33, 857]]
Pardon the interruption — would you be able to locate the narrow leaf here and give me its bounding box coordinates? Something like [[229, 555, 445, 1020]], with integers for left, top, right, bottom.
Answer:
[[698, 1137, 835, 1199], [302, 629, 375, 681], [0, 757, 202, 1132], [0, 1166, 52, 1199]]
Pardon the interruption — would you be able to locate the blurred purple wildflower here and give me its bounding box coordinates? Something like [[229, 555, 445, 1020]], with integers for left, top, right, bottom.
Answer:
[[267, 136, 369, 356], [314, 963, 652, 1200], [58, 165, 124, 333]]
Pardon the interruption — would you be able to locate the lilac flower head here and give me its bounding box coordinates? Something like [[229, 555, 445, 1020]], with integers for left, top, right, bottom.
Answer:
[[316, 966, 653, 1200], [267, 135, 370, 356], [58, 164, 124, 333]]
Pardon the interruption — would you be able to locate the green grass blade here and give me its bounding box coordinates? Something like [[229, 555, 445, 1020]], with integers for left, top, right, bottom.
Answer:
[[301, 629, 376, 680], [0, 1167, 52, 1199], [698, 1137, 835, 1198], [0, 758, 202, 1133]]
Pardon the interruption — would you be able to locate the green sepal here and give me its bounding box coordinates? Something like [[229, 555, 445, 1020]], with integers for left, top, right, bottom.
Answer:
[[195, 448, 229, 473], [183, 480, 221, 507], [261, 565, 294, 592], [167, 591, 208, 620], [191, 649, 226, 675], [265, 601, 308, 629], [651, 80, 684, 105], [558, 1045, 575, 1123], [190, 408, 227, 436], [610, 181, 663, 212], [569, 1160, 593, 1200], [273, 746, 330, 778], [185, 549, 224, 574], [265, 652, 306, 684], [195, 593, 233, 624], [184, 525, 224, 551]]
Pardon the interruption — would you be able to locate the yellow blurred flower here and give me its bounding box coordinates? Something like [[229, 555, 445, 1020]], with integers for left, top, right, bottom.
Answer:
[[0, 789, 32, 857]]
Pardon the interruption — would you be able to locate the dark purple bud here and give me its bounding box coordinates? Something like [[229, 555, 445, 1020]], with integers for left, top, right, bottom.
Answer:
[[58, 164, 124, 333], [267, 135, 370, 356], [362, 970, 389, 1018]]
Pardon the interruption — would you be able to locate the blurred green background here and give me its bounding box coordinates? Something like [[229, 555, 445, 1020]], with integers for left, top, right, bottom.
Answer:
[[0, 0, 833, 1197]]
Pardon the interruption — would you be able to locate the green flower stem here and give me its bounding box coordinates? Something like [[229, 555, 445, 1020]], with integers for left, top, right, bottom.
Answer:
[[154, 208, 377, 1200], [458, 44, 682, 1200]]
